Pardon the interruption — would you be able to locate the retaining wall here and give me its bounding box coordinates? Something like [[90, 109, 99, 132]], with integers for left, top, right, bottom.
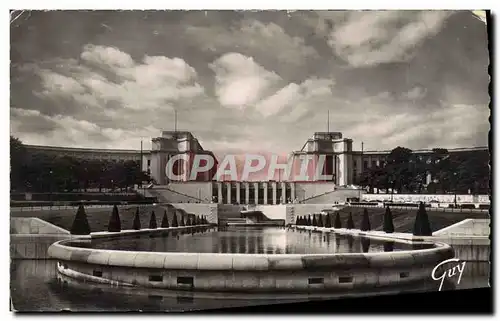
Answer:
[[170, 203, 218, 224], [433, 219, 490, 237], [362, 193, 490, 204], [10, 217, 73, 259]]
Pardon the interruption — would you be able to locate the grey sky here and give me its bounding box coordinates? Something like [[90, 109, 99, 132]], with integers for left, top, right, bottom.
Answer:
[[10, 10, 489, 155]]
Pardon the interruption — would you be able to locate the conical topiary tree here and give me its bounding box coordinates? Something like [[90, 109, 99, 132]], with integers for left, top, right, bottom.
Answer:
[[324, 214, 332, 228], [413, 202, 433, 236], [132, 207, 141, 230], [360, 208, 371, 231], [171, 213, 178, 227], [70, 204, 91, 235], [317, 214, 324, 227], [161, 210, 170, 228], [149, 210, 157, 229], [108, 205, 121, 232], [383, 206, 395, 233], [179, 215, 185, 227], [295, 216, 300, 225], [346, 212, 355, 229], [186, 216, 192, 226], [307, 215, 312, 226], [334, 213, 342, 229], [312, 214, 317, 226]]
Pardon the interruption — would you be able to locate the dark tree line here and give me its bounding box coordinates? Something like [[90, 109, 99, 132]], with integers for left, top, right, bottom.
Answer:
[[10, 136, 151, 193], [358, 146, 489, 195]]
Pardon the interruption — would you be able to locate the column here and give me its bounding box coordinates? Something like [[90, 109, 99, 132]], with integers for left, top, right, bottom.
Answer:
[[245, 182, 250, 204], [217, 182, 223, 204], [236, 182, 241, 204], [280, 182, 286, 204], [272, 182, 277, 205], [245, 234, 250, 254], [226, 182, 231, 204], [263, 182, 268, 205], [290, 182, 295, 202], [254, 182, 259, 205]]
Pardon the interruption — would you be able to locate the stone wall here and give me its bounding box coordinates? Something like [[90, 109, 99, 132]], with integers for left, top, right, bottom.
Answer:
[[362, 193, 490, 204], [10, 217, 73, 259], [170, 203, 219, 224], [433, 219, 490, 237], [11, 217, 70, 235]]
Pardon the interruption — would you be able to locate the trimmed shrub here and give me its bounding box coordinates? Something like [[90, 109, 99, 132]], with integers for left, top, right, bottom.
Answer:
[[334, 213, 342, 229], [360, 208, 371, 231], [171, 213, 178, 227], [70, 204, 91, 235], [295, 216, 300, 225], [413, 202, 433, 236], [107, 205, 121, 232], [383, 206, 395, 233], [317, 214, 324, 227], [346, 212, 355, 229], [132, 207, 141, 230], [324, 214, 332, 228], [149, 210, 157, 229], [186, 216, 192, 226], [312, 214, 318, 226], [179, 215, 185, 227], [306, 215, 312, 226], [161, 210, 169, 228]]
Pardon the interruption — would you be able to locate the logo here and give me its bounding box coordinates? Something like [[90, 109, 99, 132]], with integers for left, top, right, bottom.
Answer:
[[431, 258, 466, 291], [164, 153, 337, 182]]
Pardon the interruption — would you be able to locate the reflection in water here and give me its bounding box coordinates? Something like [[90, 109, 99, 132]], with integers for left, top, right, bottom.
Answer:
[[81, 227, 427, 255], [10, 257, 489, 312], [384, 241, 394, 252], [347, 236, 354, 252], [361, 237, 371, 253]]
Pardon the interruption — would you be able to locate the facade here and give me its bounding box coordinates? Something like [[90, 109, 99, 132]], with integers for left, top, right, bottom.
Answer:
[[24, 131, 487, 189]]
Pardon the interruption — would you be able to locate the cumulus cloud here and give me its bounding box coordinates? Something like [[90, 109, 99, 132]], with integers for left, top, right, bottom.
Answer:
[[325, 11, 453, 67], [10, 11, 489, 153], [255, 78, 335, 120], [186, 19, 319, 66], [11, 107, 160, 149], [209, 52, 282, 108], [33, 45, 205, 113], [401, 86, 427, 100]]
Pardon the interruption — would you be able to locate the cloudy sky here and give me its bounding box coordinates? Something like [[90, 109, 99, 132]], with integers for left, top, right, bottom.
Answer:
[[10, 10, 489, 155]]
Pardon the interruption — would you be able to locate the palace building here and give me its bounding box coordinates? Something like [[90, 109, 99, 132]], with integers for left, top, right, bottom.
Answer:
[[25, 130, 487, 191]]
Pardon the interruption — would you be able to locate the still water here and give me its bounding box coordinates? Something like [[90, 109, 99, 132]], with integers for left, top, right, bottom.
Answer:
[[77, 226, 428, 254], [10, 227, 490, 312]]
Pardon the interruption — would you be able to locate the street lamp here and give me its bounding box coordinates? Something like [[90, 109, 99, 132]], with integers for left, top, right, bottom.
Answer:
[[453, 172, 458, 207], [391, 179, 395, 202], [49, 170, 53, 201]]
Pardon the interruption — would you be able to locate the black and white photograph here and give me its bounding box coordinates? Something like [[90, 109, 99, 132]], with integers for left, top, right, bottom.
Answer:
[[8, 8, 491, 313]]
